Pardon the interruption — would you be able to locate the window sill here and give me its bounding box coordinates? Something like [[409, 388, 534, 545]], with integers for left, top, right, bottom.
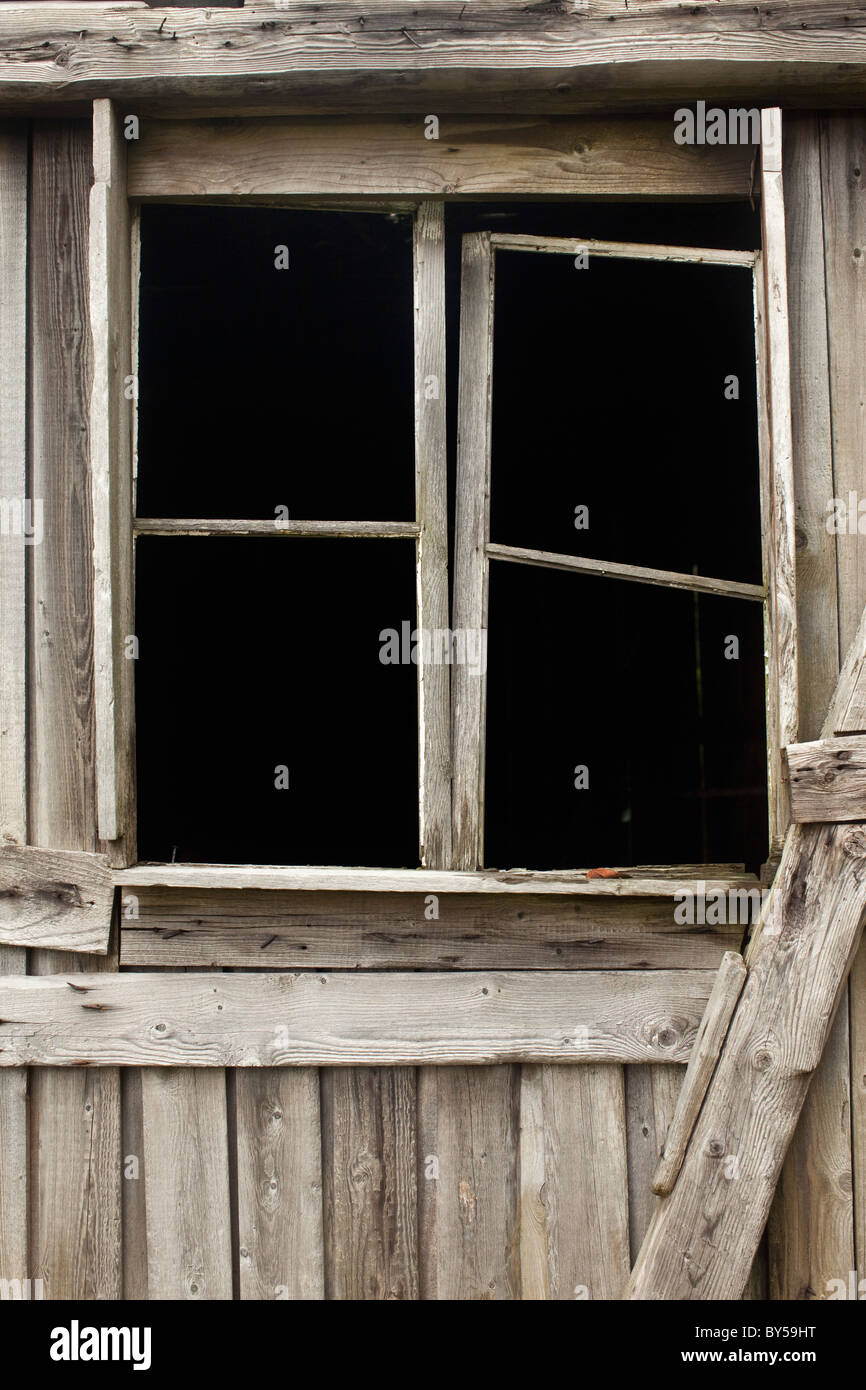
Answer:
[[114, 863, 759, 897]]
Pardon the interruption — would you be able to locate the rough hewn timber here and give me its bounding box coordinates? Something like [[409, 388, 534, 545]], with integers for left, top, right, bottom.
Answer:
[[1, 6, 866, 114]]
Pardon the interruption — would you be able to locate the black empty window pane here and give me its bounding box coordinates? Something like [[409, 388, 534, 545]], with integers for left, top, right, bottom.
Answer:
[[489, 252, 761, 585], [135, 538, 419, 866], [483, 564, 767, 871], [136, 206, 415, 520]]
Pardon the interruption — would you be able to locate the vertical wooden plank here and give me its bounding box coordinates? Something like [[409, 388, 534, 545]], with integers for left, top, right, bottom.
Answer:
[[121, 1068, 148, 1299], [783, 114, 839, 740], [141, 1069, 232, 1300], [414, 201, 451, 870], [236, 1069, 324, 1300], [758, 108, 799, 857], [525, 1065, 633, 1300], [0, 124, 28, 850], [0, 122, 29, 1292], [818, 110, 866, 1298], [452, 231, 494, 870], [822, 114, 866, 650], [625, 1065, 683, 1263], [544, 1066, 631, 1301], [0, 944, 27, 1289], [627, 1066, 770, 1299], [768, 111, 852, 1304], [322, 1068, 418, 1300], [769, 1008, 854, 1299], [90, 98, 135, 859], [517, 1065, 548, 1299], [418, 1065, 519, 1299], [27, 121, 122, 1302]]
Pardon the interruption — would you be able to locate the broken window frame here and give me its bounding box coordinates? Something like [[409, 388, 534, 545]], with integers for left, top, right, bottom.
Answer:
[[452, 114, 797, 872], [89, 101, 795, 890]]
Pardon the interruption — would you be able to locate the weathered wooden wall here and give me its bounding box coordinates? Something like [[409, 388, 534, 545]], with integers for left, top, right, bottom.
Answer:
[[0, 110, 863, 1299]]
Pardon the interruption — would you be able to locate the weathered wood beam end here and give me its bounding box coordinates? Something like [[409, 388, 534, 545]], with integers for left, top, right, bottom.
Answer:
[[786, 733, 866, 823], [0, 845, 114, 953]]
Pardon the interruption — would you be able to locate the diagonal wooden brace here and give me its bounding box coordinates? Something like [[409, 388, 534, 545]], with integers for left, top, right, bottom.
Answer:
[[0, 845, 114, 954]]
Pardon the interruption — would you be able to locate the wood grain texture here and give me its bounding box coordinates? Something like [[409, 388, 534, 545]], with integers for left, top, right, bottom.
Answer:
[[520, 1065, 630, 1300], [850, 941, 866, 1284], [133, 518, 419, 537], [119, 886, 740, 971], [0, 844, 113, 953], [786, 734, 866, 822], [322, 1068, 417, 1299], [783, 113, 838, 744], [768, 1006, 855, 1300], [0, 125, 27, 851], [490, 232, 755, 266], [236, 1069, 324, 1299], [3, 6, 866, 113], [90, 98, 135, 856], [114, 862, 759, 896], [0, 124, 28, 1293], [772, 114, 844, 1307], [414, 201, 451, 870], [652, 952, 747, 1195], [821, 115, 866, 659], [27, 122, 122, 1302], [627, 819, 866, 1300], [812, 109, 866, 1310], [127, 116, 753, 199], [451, 231, 493, 870], [141, 1068, 232, 1299], [0, 969, 716, 1067], [27, 123, 98, 860], [487, 542, 765, 603], [0, 944, 27, 1292], [418, 1065, 519, 1299], [121, 1066, 148, 1299], [759, 108, 799, 855], [624, 1065, 684, 1264]]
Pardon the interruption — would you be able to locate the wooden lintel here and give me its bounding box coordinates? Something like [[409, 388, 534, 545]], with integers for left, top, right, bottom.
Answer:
[[1, 7, 866, 114], [651, 951, 747, 1196], [0, 845, 114, 954], [785, 734, 866, 823], [126, 116, 754, 201], [0, 968, 714, 1067]]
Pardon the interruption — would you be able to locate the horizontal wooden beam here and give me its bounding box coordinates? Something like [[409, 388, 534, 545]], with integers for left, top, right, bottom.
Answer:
[[785, 734, 866, 823], [114, 863, 760, 897], [0, 845, 114, 954], [127, 115, 753, 200], [119, 886, 742, 970], [1, 6, 866, 114], [0, 968, 716, 1066], [652, 950, 747, 1196], [490, 234, 756, 266], [485, 543, 766, 603], [133, 518, 419, 538]]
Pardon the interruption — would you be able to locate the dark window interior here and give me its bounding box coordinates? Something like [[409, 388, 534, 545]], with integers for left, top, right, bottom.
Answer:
[[136, 200, 766, 870], [135, 537, 418, 866], [136, 206, 415, 521]]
